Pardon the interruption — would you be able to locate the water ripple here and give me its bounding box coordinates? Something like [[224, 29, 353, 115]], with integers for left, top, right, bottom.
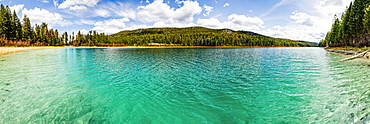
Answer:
[[1, 48, 370, 123]]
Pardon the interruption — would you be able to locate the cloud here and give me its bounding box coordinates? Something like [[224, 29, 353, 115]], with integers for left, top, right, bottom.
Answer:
[[58, 0, 100, 9], [53, 0, 59, 7], [21, 7, 71, 27], [260, 24, 326, 42], [92, 18, 130, 34], [197, 18, 223, 28], [315, 0, 352, 17], [95, 9, 110, 17], [100, 2, 137, 19], [228, 14, 264, 26], [10, 4, 24, 14], [260, 0, 294, 17], [79, 29, 89, 35], [38, 0, 49, 3], [203, 4, 213, 16], [137, 0, 202, 24], [290, 11, 317, 26], [223, 3, 229, 7], [69, 5, 87, 11], [75, 19, 95, 25], [197, 14, 264, 31]]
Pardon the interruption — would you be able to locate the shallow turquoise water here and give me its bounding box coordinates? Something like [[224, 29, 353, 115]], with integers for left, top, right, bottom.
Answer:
[[1, 47, 370, 123]]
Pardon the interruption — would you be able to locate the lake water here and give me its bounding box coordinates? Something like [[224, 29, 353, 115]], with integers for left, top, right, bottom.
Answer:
[[1, 47, 370, 123]]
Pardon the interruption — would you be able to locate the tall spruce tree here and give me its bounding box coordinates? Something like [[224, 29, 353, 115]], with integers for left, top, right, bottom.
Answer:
[[2, 6, 12, 39], [13, 11, 22, 41], [22, 15, 32, 41]]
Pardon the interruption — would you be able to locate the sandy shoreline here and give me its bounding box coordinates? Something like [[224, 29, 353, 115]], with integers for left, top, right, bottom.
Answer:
[[0, 47, 48, 56]]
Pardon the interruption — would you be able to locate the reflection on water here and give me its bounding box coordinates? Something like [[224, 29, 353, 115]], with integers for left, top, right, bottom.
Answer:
[[0, 47, 370, 123]]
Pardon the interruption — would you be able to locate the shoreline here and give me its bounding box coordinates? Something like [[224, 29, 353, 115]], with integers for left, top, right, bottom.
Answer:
[[0, 46, 318, 56], [325, 47, 370, 59], [0, 47, 48, 56]]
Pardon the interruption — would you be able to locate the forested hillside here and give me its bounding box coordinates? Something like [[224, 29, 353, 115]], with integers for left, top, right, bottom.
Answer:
[[320, 0, 370, 47], [110, 27, 317, 47], [0, 3, 315, 47]]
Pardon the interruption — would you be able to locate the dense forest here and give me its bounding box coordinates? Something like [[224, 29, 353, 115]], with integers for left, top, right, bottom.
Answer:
[[110, 27, 317, 47], [0, 3, 316, 47], [0, 4, 109, 46], [319, 0, 370, 47]]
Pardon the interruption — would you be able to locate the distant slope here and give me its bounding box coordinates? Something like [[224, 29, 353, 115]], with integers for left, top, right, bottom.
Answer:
[[110, 27, 317, 47]]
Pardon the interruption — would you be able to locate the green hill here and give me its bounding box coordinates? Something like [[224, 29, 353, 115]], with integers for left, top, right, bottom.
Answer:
[[109, 27, 317, 47]]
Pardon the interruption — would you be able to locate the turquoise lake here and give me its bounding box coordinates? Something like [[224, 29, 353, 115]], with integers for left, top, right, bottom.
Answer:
[[1, 47, 370, 123]]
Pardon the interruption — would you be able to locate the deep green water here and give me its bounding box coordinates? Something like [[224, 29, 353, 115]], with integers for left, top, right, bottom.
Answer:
[[1, 47, 370, 123]]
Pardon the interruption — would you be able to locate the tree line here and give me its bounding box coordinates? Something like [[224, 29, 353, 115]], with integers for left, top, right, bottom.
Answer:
[[0, 3, 316, 47], [0, 4, 109, 46], [319, 0, 370, 47], [110, 27, 316, 47]]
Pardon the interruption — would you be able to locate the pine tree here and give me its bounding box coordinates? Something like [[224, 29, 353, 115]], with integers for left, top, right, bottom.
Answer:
[[364, 5, 370, 33], [0, 4, 5, 37], [76, 31, 82, 46], [13, 11, 22, 41], [62, 31, 68, 44], [351, 0, 367, 44], [40, 22, 48, 44], [34, 24, 41, 43], [3, 6, 12, 39], [22, 15, 32, 41]]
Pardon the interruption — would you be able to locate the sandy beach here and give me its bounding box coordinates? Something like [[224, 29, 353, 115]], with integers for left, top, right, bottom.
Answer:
[[0, 47, 46, 56]]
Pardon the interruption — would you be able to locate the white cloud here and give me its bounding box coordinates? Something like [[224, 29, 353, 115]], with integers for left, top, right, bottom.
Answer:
[[255, 0, 353, 43], [290, 11, 317, 26], [197, 14, 264, 31], [203, 4, 213, 16], [58, 0, 100, 9], [137, 0, 202, 24], [79, 29, 89, 35], [10, 4, 24, 14], [38, 0, 49, 3], [228, 14, 264, 26], [92, 18, 130, 34], [315, 0, 352, 17], [21, 7, 71, 27], [69, 5, 87, 11], [101, 2, 137, 19], [197, 18, 223, 28], [223, 3, 229, 7], [95, 9, 111, 17], [75, 19, 95, 25], [260, 24, 326, 42], [53, 0, 59, 7]]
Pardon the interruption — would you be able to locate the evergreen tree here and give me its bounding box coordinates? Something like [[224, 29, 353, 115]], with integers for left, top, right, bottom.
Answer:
[[62, 31, 68, 44], [40, 22, 48, 44], [364, 5, 370, 33], [13, 11, 22, 41], [34, 24, 41, 43], [2, 6, 12, 39], [0, 4, 5, 37], [22, 15, 32, 41]]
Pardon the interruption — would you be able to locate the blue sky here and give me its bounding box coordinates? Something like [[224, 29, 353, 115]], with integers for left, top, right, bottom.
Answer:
[[0, 0, 353, 42]]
